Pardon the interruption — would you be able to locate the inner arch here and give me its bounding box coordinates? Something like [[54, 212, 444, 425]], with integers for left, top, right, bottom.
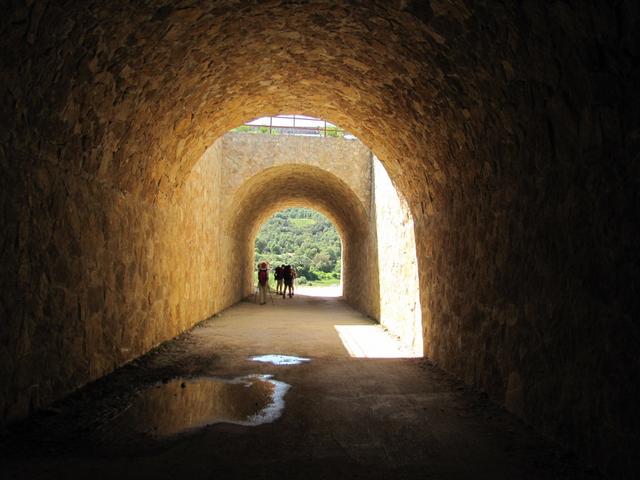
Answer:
[[224, 163, 378, 319]]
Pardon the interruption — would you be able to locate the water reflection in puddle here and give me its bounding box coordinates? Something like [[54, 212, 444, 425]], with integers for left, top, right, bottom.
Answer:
[[250, 354, 311, 365], [110, 375, 289, 437]]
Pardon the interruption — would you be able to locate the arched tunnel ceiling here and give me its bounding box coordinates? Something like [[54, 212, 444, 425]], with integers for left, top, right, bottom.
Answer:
[[5, 0, 478, 202], [228, 165, 369, 244], [2, 1, 638, 474]]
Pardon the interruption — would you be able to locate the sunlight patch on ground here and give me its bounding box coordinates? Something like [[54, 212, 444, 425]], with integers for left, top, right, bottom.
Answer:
[[295, 285, 342, 297], [334, 324, 420, 358]]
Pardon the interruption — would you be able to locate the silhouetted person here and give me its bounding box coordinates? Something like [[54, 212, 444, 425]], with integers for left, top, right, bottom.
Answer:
[[275, 265, 284, 294], [257, 261, 269, 305], [283, 265, 294, 298]]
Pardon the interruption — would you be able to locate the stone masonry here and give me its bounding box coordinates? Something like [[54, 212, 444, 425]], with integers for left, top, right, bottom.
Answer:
[[1, 1, 638, 476]]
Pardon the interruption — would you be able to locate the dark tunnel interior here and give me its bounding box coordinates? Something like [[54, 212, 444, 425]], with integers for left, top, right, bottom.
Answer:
[[0, 1, 638, 478]]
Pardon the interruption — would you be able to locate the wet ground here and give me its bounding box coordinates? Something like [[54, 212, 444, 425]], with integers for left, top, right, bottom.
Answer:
[[108, 374, 290, 436], [1, 294, 598, 479]]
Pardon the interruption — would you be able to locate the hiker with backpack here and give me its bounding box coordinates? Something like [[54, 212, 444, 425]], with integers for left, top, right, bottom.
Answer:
[[257, 261, 269, 305], [283, 264, 295, 298], [274, 265, 284, 294]]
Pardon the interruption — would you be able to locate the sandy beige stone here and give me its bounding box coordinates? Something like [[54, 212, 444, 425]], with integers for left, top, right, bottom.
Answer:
[[0, 1, 638, 476]]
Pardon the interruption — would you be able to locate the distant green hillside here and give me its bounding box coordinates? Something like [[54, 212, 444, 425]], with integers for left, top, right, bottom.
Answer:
[[289, 217, 316, 228], [255, 208, 341, 285]]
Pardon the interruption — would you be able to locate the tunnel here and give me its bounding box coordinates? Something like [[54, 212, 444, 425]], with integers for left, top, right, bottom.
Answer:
[[0, 1, 638, 478]]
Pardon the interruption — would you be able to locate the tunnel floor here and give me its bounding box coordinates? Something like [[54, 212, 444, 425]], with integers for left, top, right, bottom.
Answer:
[[1, 293, 596, 480]]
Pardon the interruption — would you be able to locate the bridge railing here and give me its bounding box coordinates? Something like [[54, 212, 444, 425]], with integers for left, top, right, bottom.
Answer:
[[232, 115, 356, 139]]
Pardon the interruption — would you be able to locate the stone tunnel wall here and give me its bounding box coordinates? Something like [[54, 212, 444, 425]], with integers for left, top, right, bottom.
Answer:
[[409, 4, 640, 477], [0, 137, 227, 420], [372, 157, 423, 355], [220, 133, 372, 209], [1, 1, 638, 477]]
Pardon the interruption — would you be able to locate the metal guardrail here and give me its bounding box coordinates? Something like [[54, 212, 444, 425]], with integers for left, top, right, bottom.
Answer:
[[232, 115, 355, 139]]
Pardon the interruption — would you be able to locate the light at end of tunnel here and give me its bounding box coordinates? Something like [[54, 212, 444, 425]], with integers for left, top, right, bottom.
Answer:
[[334, 325, 420, 359], [295, 285, 342, 297]]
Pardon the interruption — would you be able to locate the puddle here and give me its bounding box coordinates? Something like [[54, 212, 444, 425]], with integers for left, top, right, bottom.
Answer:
[[109, 375, 289, 437], [250, 354, 311, 365]]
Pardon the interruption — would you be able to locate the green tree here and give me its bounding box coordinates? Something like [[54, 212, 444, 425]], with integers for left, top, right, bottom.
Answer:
[[312, 252, 333, 273], [254, 207, 342, 284]]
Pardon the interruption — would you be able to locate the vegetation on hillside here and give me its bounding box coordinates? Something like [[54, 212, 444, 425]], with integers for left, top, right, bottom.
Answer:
[[255, 208, 341, 286]]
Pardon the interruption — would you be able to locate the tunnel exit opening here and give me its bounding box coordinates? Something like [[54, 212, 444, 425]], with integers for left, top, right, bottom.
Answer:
[[253, 207, 343, 296]]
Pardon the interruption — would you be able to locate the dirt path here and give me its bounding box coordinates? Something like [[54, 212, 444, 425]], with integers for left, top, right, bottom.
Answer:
[[1, 294, 596, 480]]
